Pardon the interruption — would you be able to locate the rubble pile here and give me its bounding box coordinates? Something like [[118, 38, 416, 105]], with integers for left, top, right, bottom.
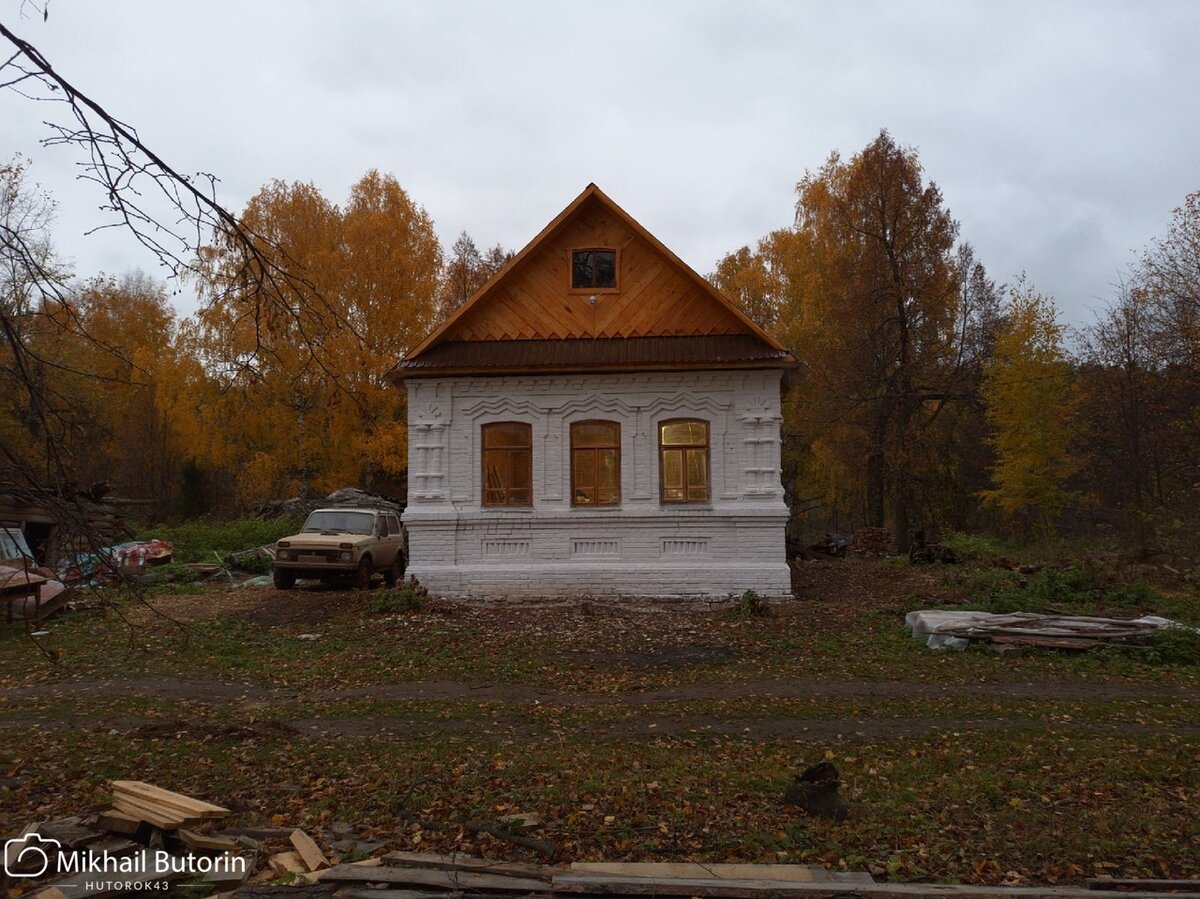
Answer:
[[847, 527, 898, 557]]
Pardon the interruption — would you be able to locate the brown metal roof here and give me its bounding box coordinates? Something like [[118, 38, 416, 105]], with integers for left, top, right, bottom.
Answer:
[[390, 335, 796, 380]]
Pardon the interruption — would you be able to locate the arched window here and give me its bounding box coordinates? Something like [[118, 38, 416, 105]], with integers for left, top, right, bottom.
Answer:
[[659, 419, 709, 503], [571, 420, 620, 506], [482, 422, 532, 507]]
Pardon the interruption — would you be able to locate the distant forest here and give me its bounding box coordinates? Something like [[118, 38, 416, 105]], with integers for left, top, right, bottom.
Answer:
[[2, 130, 1197, 554]]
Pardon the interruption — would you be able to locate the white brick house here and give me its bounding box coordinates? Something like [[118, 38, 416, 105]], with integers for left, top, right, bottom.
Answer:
[[389, 185, 796, 598]]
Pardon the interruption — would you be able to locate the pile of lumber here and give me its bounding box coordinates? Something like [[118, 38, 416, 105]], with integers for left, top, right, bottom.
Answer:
[[907, 610, 1184, 651], [315, 853, 876, 897], [848, 527, 898, 557], [111, 779, 230, 830]]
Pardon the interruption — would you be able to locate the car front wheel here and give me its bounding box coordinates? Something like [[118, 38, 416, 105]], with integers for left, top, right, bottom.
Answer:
[[272, 567, 296, 590], [354, 556, 373, 590]]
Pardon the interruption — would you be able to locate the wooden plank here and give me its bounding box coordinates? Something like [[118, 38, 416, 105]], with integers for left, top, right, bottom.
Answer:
[[232, 886, 337, 899], [569, 862, 834, 883], [96, 809, 142, 835], [34, 850, 192, 899], [989, 636, 1101, 650], [39, 820, 106, 850], [335, 891, 518, 899], [111, 780, 229, 817], [552, 873, 1192, 898], [203, 851, 253, 889], [320, 863, 550, 892], [5, 823, 43, 875], [87, 837, 140, 857], [111, 795, 189, 829], [178, 828, 240, 853], [289, 828, 331, 872], [268, 850, 308, 876], [1086, 879, 1200, 892], [382, 850, 555, 880]]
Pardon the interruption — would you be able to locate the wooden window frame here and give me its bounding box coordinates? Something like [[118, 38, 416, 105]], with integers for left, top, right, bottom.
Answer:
[[658, 418, 711, 504], [570, 420, 621, 507], [481, 421, 533, 508], [568, 247, 620, 294]]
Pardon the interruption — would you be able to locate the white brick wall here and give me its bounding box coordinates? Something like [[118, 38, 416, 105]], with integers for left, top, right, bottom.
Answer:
[[403, 369, 791, 598]]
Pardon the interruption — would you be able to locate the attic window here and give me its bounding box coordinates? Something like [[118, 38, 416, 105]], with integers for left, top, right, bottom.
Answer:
[[571, 249, 617, 290]]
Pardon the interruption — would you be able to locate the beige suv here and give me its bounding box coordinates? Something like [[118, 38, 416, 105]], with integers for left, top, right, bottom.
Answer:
[[272, 507, 406, 590]]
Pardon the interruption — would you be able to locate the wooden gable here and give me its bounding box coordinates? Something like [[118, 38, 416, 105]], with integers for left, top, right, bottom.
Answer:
[[406, 184, 785, 358]]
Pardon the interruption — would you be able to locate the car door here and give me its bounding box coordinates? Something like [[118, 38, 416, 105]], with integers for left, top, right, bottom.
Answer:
[[374, 514, 400, 567], [386, 514, 404, 561]]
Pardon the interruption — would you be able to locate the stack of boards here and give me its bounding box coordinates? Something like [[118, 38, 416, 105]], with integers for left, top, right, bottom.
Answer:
[[109, 779, 230, 830]]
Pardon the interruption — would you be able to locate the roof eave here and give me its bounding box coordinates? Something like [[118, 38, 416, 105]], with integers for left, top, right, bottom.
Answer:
[[387, 355, 798, 384]]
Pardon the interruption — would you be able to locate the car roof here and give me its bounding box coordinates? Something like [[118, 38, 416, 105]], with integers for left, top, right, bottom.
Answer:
[[309, 507, 391, 514]]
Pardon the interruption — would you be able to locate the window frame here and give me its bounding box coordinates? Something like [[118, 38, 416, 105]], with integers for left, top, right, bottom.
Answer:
[[658, 418, 711, 505], [481, 421, 534, 508], [568, 247, 620, 294], [570, 419, 621, 507]]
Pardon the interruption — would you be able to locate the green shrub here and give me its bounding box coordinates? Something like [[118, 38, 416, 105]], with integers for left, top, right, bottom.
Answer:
[[370, 583, 424, 614], [1104, 581, 1164, 611], [232, 554, 273, 574], [728, 589, 770, 620], [135, 516, 303, 564], [941, 531, 1005, 563], [968, 563, 1169, 617], [1138, 625, 1200, 666]]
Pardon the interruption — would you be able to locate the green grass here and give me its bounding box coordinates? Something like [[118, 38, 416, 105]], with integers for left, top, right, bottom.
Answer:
[[370, 583, 425, 614], [134, 515, 303, 564]]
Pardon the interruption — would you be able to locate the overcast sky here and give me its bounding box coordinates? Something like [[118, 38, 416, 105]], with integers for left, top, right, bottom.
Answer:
[[3, 0, 1198, 324]]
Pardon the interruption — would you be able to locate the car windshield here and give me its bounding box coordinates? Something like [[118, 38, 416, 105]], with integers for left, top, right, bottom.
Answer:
[[301, 511, 375, 535]]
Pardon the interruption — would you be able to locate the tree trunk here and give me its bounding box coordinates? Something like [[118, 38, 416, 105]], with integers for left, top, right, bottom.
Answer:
[[866, 451, 885, 528]]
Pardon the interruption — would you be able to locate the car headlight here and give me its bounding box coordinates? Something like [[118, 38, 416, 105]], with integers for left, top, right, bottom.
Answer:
[[340, 551, 352, 561], [277, 550, 290, 560]]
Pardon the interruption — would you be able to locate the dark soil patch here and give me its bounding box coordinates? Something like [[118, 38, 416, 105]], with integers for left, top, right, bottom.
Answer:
[[167, 585, 375, 627], [5, 674, 1194, 705], [568, 644, 736, 670], [130, 718, 300, 740]]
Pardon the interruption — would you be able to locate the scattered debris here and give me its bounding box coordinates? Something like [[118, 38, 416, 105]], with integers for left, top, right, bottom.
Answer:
[[906, 610, 1193, 651], [227, 543, 277, 568], [782, 761, 849, 821], [11, 780, 1185, 898], [799, 533, 850, 560], [290, 828, 332, 872], [1, 526, 73, 623], [908, 530, 958, 564], [1, 561, 72, 623], [848, 527, 898, 558], [497, 811, 544, 831], [249, 486, 404, 520], [56, 539, 174, 587]]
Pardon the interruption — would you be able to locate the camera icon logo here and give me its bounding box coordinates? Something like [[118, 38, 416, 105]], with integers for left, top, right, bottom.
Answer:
[[4, 833, 61, 878]]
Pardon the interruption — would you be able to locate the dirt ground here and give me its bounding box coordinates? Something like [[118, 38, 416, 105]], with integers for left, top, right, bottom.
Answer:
[[1, 559, 1195, 737], [1, 558, 1197, 885]]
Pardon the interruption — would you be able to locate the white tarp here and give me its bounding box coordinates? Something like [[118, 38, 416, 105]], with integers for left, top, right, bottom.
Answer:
[[905, 609, 1189, 650]]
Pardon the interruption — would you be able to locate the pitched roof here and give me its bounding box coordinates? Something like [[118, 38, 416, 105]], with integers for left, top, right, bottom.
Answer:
[[391, 184, 793, 380]]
